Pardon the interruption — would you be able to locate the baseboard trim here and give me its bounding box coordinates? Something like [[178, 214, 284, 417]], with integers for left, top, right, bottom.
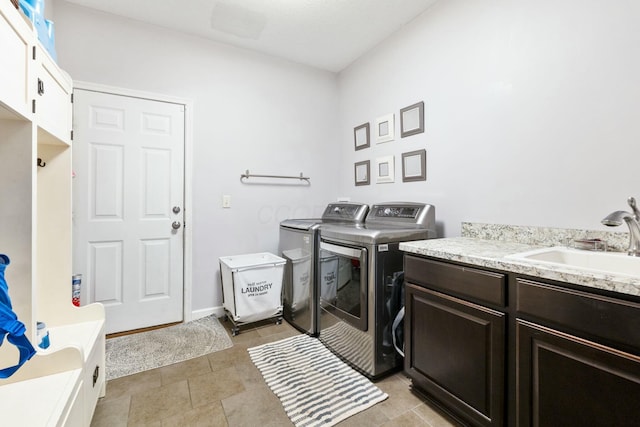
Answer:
[[191, 306, 225, 321]]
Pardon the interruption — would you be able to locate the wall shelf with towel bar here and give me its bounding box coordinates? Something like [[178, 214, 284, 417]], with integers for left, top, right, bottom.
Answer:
[[240, 170, 311, 185]]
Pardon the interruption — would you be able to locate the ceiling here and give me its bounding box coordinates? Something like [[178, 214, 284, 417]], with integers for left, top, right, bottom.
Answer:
[[63, 0, 439, 72]]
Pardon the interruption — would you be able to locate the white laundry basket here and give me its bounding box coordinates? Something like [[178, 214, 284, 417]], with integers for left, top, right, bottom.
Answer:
[[219, 252, 286, 335]]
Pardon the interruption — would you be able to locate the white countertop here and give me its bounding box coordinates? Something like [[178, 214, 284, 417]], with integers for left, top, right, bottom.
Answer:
[[400, 237, 640, 297]]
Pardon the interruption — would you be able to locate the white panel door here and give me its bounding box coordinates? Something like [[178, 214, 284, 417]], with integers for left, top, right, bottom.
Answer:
[[73, 89, 185, 334]]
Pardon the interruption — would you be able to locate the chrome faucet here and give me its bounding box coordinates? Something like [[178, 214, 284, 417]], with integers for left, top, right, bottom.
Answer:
[[601, 196, 640, 256]]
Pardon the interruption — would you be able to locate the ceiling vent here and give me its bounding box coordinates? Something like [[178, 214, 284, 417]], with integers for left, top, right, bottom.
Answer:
[[210, 2, 266, 40]]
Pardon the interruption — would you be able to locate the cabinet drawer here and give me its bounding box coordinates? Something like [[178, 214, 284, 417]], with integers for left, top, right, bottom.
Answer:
[[516, 278, 640, 353], [405, 255, 507, 307], [34, 45, 72, 143]]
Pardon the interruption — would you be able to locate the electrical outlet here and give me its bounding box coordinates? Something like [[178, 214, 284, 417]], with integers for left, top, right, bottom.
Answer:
[[222, 195, 231, 208]]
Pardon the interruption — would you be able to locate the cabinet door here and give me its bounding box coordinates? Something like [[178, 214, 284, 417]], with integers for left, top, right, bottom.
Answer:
[[0, 1, 32, 118], [517, 320, 640, 427], [34, 46, 72, 144], [405, 284, 505, 427]]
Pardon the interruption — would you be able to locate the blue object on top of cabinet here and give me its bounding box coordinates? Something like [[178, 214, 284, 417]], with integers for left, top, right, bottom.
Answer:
[[19, 0, 57, 61]]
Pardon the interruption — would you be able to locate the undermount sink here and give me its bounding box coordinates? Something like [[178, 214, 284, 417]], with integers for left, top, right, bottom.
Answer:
[[506, 247, 640, 278]]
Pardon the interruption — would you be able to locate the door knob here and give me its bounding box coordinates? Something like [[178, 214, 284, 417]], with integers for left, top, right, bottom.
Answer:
[[172, 206, 181, 214], [172, 221, 181, 230]]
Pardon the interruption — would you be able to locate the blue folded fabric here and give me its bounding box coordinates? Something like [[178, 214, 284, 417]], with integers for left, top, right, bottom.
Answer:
[[0, 254, 36, 378]]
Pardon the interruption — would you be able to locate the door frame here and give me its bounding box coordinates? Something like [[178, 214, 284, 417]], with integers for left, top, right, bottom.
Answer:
[[72, 80, 195, 323]]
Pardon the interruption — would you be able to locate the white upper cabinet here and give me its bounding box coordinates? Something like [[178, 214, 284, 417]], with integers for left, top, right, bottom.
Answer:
[[0, 2, 33, 119]]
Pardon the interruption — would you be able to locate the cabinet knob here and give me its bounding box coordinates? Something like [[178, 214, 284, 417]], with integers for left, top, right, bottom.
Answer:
[[172, 221, 181, 230]]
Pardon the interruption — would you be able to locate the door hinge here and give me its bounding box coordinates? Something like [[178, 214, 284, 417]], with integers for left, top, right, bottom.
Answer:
[[70, 93, 74, 103], [32, 46, 36, 60], [70, 130, 74, 141], [32, 99, 36, 114]]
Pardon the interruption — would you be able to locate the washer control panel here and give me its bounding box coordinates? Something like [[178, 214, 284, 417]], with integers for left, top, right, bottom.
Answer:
[[322, 203, 369, 222], [366, 203, 435, 230], [372, 206, 420, 219]]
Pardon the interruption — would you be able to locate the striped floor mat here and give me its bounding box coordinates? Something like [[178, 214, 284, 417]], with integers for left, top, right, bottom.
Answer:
[[248, 334, 388, 427]]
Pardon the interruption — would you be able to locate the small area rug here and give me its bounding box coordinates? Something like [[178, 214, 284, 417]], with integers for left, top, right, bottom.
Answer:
[[248, 334, 388, 427], [105, 315, 233, 380]]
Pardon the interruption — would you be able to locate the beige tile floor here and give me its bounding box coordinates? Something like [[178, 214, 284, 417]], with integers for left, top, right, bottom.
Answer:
[[91, 319, 459, 427]]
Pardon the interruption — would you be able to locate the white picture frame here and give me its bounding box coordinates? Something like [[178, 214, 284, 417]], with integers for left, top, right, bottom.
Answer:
[[375, 114, 395, 144], [375, 155, 395, 184]]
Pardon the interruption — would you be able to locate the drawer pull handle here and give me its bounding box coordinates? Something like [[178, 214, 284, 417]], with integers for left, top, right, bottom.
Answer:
[[92, 365, 99, 387]]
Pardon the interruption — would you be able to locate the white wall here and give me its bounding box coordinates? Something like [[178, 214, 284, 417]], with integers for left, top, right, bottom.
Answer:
[[52, 0, 640, 315], [52, 1, 340, 313], [337, 0, 640, 237]]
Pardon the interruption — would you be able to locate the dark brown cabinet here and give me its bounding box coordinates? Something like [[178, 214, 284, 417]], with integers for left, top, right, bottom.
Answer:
[[404, 256, 507, 426], [515, 279, 640, 427], [404, 254, 640, 427], [517, 320, 640, 427], [406, 284, 505, 426]]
